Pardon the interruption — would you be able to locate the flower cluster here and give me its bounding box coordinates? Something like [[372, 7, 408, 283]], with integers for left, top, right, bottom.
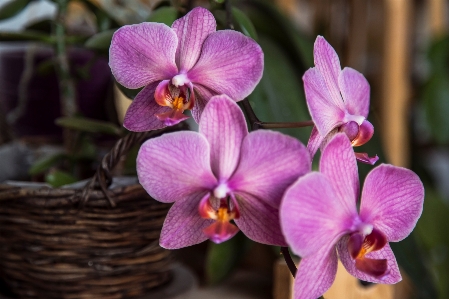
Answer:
[[110, 7, 424, 299]]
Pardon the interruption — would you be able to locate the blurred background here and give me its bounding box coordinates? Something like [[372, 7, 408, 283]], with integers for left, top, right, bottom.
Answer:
[[0, 0, 448, 298]]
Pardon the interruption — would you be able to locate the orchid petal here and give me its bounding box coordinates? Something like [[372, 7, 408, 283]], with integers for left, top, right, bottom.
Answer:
[[337, 237, 402, 284], [339, 121, 359, 142], [191, 84, 215, 123], [280, 172, 354, 258], [303, 67, 345, 137], [339, 67, 370, 118], [234, 192, 287, 246], [137, 131, 217, 203], [313, 36, 344, 110], [294, 244, 338, 299], [110, 23, 178, 89], [172, 7, 216, 72], [123, 83, 170, 132], [306, 126, 323, 160], [160, 192, 214, 249], [360, 164, 424, 242], [320, 133, 359, 215], [355, 152, 379, 165], [229, 130, 310, 207], [188, 30, 264, 101], [199, 95, 248, 181]]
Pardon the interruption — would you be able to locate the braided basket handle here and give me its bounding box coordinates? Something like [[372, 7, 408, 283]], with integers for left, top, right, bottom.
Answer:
[[80, 123, 188, 207]]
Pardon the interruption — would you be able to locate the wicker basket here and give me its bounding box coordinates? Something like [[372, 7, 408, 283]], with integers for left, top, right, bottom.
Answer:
[[0, 128, 182, 299]]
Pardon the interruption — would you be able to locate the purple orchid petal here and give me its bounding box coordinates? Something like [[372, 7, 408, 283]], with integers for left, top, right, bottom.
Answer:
[[229, 130, 310, 207], [191, 84, 215, 123], [137, 131, 217, 203], [172, 7, 216, 72], [337, 236, 402, 284], [339, 121, 359, 142], [199, 95, 248, 181], [303, 67, 345, 137], [294, 244, 338, 299], [233, 192, 287, 246], [110, 23, 178, 89], [355, 152, 379, 165], [320, 133, 360, 213], [123, 83, 171, 132], [188, 30, 264, 101], [313, 36, 345, 110], [280, 172, 354, 258], [359, 164, 424, 242], [160, 192, 214, 249], [339, 67, 370, 118], [306, 126, 323, 160]]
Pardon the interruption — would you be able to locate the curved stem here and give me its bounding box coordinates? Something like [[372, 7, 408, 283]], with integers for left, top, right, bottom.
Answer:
[[258, 120, 314, 129], [281, 246, 297, 277]]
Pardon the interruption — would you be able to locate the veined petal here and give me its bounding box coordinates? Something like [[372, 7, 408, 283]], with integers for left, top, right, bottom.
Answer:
[[313, 36, 345, 110], [110, 23, 178, 89], [294, 244, 338, 299], [199, 95, 248, 181], [123, 83, 171, 132], [229, 130, 310, 207], [233, 192, 286, 246], [188, 30, 264, 101], [320, 133, 359, 215], [306, 126, 323, 160], [339, 67, 370, 118], [137, 131, 217, 203], [160, 192, 214, 249], [280, 172, 355, 258], [191, 84, 215, 123], [337, 237, 402, 284], [303, 67, 345, 137], [172, 7, 216, 72], [359, 164, 424, 242]]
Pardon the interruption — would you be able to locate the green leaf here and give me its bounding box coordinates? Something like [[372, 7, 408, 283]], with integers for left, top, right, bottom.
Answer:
[[247, 36, 311, 143], [232, 7, 258, 40], [115, 82, 143, 100], [422, 74, 449, 144], [55, 116, 122, 136], [206, 232, 252, 285], [29, 153, 66, 176], [84, 29, 116, 52], [0, 0, 28, 20], [45, 170, 78, 188], [413, 188, 449, 298], [147, 6, 178, 26]]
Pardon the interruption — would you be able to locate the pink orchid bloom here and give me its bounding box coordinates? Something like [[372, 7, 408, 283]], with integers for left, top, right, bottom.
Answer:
[[280, 133, 424, 299], [109, 7, 263, 131], [304, 36, 378, 165], [137, 94, 310, 249]]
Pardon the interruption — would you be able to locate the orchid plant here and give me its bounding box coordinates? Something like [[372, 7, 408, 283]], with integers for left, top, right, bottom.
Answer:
[[110, 4, 425, 299]]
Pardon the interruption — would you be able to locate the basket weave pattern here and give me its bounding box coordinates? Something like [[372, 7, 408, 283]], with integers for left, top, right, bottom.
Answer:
[[0, 130, 179, 299]]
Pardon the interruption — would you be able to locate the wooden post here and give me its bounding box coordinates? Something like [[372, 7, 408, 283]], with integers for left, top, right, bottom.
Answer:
[[429, 0, 447, 37], [380, 0, 412, 167]]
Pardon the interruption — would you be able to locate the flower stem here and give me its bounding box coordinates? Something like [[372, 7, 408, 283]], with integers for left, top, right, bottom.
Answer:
[[281, 246, 297, 277], [258, 121, 314, 129]]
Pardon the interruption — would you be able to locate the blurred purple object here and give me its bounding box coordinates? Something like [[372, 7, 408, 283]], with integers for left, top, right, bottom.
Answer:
[[0, 43, 113, 138]]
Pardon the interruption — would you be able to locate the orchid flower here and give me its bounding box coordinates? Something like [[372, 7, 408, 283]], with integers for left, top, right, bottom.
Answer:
[[109, 7, 263, 131], [280, 133, 424, 299], [137, 95, 310, 248], [304, 36, 378, 165]]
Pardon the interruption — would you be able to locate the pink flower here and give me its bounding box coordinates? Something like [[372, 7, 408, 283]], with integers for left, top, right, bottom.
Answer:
[[280, 133, 424, 299], [304, 36, 378, 164], [109, 7, 263, 131], [137, 95, 310, 249]]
